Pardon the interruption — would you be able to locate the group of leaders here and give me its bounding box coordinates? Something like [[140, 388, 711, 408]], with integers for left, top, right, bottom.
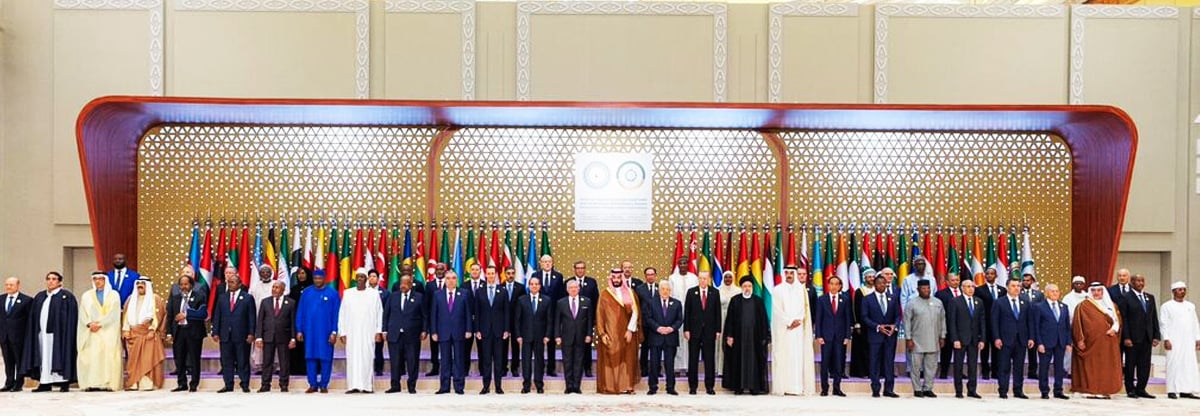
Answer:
[[2, 253, 1200, 401]]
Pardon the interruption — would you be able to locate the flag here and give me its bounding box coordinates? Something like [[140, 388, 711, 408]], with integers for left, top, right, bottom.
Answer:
[[1008, 228, 1021, 282], [429, 223, 441, 266], [540, 227, 551, 258], [785, 226, 797, 268], [798, 227, 810, 275], [515, 227, 526, 283], [762, 234, 775, 320], [811, 231, 824, 297], [375, 226, 388, 276], [452, 227, 464, 285], [199, 226, 213, 287], [187, 224, 201, 277], [464, 226, 476, 276], [834, 231, 848, 291], [302, 223, 313, 271], [277, 224, 290, 285], [698, 229, 712, 277], [772, 227, 783, 285], [735, 230, 749, 283], [208, 225, 228, 317], [413, 226, 427, 285], [438, 226, 450, 269], [847, 229, 859, 295], [340, 227, 352, 295], [712, 228, 726, 285], [325, 224, 339, 294], [524, 227, 537, 285], [289, 221, 302, 279], [934, 231, 946, 289], [503, 227, 520, 285], [948, 233, 960, 277], [388, 225, 401, 290], [671, 228, 684, 275], [1020, 228, 1035, 278], [490, 228, 501, 271], [858, 234, 873, 296], [314, 225, 325, 273], [968, 230, 985, 286], [750, 230, 763, 296], [988, 228, 1009, 287], [264, 226, 277, 278], [238, 224, 252, 287], [688, 230, 699, 275], [823, 229, 834, 291], [897, 228, 909, 286]]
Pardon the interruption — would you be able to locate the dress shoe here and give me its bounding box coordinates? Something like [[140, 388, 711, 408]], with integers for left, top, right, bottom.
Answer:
[[536, 387, 544, 394], [32, 385, 52, 393], [871, 392, 880, 398], [546, 372, 558, 377], [1137, 392, 1156, 399], [689, 389, 697, 395], [883, 392, 899, 398], [706, 389, 716, 395], [832, 390, 845, 397], [1041, 393, 1049, 399], [1, 384, 11, 391], [520, 387, 530, 394], [363, 390, 374, 394], [59, 385, 70, 392], [9, 386, 23, 392], [820, 390, 829, 397], [188, 386, 198, 392], [967, 392, 982, 399], [647, 390, 657, 395], [320, 388, 328, 393], [584, 371, 594, 378], [1169, 393, 1178, 399], [1013, 393, 1028, 399], [480, 387, 490, 395], [1127, 393, 1139, 399], [258, 386, 271, 393], [345, 389, 361, 394], [435, 389, 450, 394], [495, 388, 505, 394], [387, 387, 405, 394], [171, 386, 188, 392], [408, 389, 417, 394], [955, 393, 963, 398], [455, 390, 464, 395], [305, 387, 318, 394], [998, 393, 1008, 399], [924, 391, 937, 398], [280, 387, 288, 393], [914, 392, 925, 398], [425, 370, 439, 377], [1180, 393, 1200, 399], [1054, 393, 1069, 400], [217, 387, 233, 393], [241, 386, 250, 393], [667, 390, 678, 395]]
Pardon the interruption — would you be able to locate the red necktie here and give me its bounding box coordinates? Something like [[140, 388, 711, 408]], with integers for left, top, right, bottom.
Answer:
[[832, 296, 838, 314], [274, 298, 281, 316], [229, 292, 236, 312], [701, 289, 707, 310]]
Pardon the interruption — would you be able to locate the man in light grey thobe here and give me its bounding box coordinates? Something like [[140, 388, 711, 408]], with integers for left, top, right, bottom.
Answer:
[[904, 279, 945, 397]]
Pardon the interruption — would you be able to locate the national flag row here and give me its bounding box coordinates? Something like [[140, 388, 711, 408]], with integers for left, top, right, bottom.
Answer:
[[667, 223, 1037, 313], [183, 219, 554, 315]]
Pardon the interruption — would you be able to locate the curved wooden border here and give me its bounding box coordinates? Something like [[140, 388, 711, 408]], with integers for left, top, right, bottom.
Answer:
[[77, 97, 1136, 285]]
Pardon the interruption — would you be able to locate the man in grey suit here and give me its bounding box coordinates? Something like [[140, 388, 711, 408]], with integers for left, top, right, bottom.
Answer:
[[255, 281, 296, 392]]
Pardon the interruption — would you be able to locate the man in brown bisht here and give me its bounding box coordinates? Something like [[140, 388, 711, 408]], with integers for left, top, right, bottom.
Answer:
[[596, 267, 642, 394], [122, 277, 166, 390], [1072, 282, 1122, 399]]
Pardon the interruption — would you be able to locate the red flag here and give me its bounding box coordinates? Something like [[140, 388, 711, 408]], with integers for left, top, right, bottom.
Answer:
[[478, 229, 489, 271], [714, 230, 725, 271], [785, 227, 797, 267], [687, 230, 698, 274], [428, 224, 439, 265], [238, 225, 251, 287], [376, 226, 388, 275], [210, 226, 227, 316], [923, 231, 932, 268], [736, 230, 748, 279], [862, 227, 873, 269], [935, 232, 947, 289], [352, 228, 365, 271], [672, 229, 684, 274], [366, 228, 377, 271], [997, 228, 1010, 268], [199, 227, 213, 284]]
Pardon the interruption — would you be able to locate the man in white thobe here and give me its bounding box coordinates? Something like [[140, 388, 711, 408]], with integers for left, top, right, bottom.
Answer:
[[770, 266, 816, 396], [77, 271, 123, 391], [1160, 281, 1200, 399], [1060, 275, 1088, 374], [668, 257, 697, 371], [339, 268, 384, 393]]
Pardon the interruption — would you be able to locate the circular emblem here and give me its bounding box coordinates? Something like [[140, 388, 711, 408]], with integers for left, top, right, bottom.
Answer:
[[616, 161, 647, 190], [581, 162, 610, 189]]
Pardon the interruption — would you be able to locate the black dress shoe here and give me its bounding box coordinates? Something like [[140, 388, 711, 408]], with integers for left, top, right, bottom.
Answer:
[[536, 387, 544, 394], [455, 390, 464, 395], [480, 387, 490, 395], [647, 390, 657, 395], [998, 393, 1008, 399], [346, 389, 360, 394], [914, 392, 924, 398], [584, 371, 594, 378], [1137, 392, 1156, 399], [1041, 394, 1049, 399], [820, 390, 829, 396], [280, 387, 288, 393], [955, 393, 963, 398], [1013, 393, 1028, 399], [425, 370, 439, 377], [1169, 393, 1179, 399], [171, 386, 188, 392], [496, 388, 505, 394], [883, 392, 899, 398], [435, 389, 450, 394], [832, 390, 845, 397], [1127, 393, 1139, 399], [32, 385, 52, 393], [1054, 393, 1069, 400], [9, 386, 23, 392], [188, 386, 198, 392], [871, 392, 880, 398], [408, 389, 417, 394], [217, 387, 233, 393], [546, 372, 558, 377], [241, 386, 250, 393], [1180, 393, 1200, 399], [967, 392, 982, 399], [667, 390, 678, 395], [59, 385, 70, 392], [925, 391, 937, 398], [520, 387, 530, 394], [386, 388, 402, 394], [258, 386, 271, 393]]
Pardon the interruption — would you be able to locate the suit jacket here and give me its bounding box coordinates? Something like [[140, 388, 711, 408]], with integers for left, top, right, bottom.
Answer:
[[212, 289, 257, 341], [1021, 288, 1045, 304], [934, 288, 960, 314], [473, 285, 510, 338], [634, 281, 666, 316], [530, 270, 566, 302], [946, 295, 986, 346], [629, 277, 645, 291], [553, 296, 594, 346], [166, 289, 208, 339], [976, 283, 1005, 339], [430, 288, 473, 341], [683, 286, 722, 340], [643, 296, 683, 347], [814, 292, 852, 342], [0, 292, 32, 345], [1032, 300, 1072, 349], [255, 296, 296, 343], [513, 293, 552, 340], [1108, 284, 1132, 305], [1119, 291, 1161, 344], [106, 268, 140, 306], [383, 290, 425, 344], [860, 290, 901, 344], [990, 295, 1033, 347]]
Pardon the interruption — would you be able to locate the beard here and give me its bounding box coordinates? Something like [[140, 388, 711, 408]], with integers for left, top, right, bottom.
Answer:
[[610, 279, 623, 288]]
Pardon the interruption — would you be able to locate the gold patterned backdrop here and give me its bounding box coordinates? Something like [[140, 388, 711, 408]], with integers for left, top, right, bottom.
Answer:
[[138, 126, 1071, 298]]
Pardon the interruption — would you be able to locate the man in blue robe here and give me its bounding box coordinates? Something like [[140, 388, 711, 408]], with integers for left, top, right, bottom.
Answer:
[[296, 270, 340, 394]]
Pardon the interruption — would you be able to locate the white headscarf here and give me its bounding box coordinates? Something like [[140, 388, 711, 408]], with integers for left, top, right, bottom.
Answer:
[[1086, 283, 1119, 324], [126, 278, 156, 327]]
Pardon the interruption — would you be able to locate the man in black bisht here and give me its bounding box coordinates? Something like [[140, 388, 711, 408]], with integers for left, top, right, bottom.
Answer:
[[21, 271, 78, 392], [722, 275, 769, 395]]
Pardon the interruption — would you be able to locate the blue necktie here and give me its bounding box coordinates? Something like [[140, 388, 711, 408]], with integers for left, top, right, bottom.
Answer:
[[967, 299, 974, 317], [5, 296, 12, 313], [1011, 299, 1019, 319]]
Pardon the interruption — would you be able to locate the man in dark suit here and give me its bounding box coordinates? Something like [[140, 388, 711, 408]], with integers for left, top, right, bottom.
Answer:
[[254, 280, 295, 392], [635, 267, 663, 378], [212, 273, 257, 393], [1118, 274, 1160, 399], [644, 282, 683, 395], [554, 279, 594, 394], [621, 260, 645, 290], [933, 274, 962, 379], [568, 260, 600, 378], [815, 276, 852, 397], [684, 271, 721, 395], [502, 267, 525, 378], [165, 274, 207, 392], [991, 279, 1034, 399], [976, 267, 1005, 380], [424, 262, 448, 377], [528, 255, 564, 377], [947, 278, 985, 398], [384, 274, 425, 394], [1020, 272, 1046, 378], [1107, 268, 1133, 304], [514, 276, 552, 394], [474, 266, 510, 394], [368, 270, 389, 377], [1, 277, 32, 391], [1032, 283, 1072, 400], [430, 270, 472, 395], [862, 272, 901, 398]]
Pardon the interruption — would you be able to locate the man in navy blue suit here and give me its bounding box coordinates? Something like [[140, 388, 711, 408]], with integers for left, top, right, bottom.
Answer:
[[1, 277, 33, 391], [946, 277, 985, 398], [862, 271, 900, 398], [816, 276, 852, 397], [384, 274, 425, 394], [1033, 283, 1072, 400], [528, 255, 564, 377], [514, 276, 552, 394], [473, 266, 510, 395], [424, 262, 448, 377], [106, 253, 139, 308], [211, 274, 256, 393], [991, 279, 1034, 399], [431, 270, 472, 395], [644, 283, 683, 395]]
